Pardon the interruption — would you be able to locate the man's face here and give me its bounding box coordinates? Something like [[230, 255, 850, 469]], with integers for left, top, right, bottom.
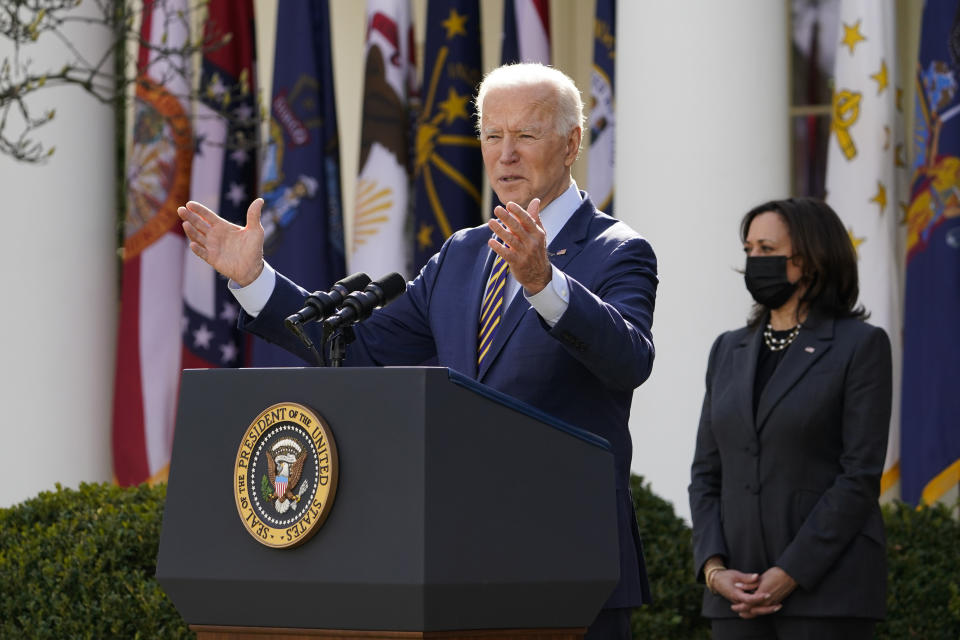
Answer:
[[479, 84, 581, 210]]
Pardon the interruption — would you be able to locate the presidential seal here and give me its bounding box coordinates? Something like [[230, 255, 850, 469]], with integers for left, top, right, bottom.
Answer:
[[234, 402, 339, 548]]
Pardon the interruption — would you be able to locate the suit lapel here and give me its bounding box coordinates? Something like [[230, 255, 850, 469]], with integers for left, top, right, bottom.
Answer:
[[476, 197, 593, 382], [544, 197, 592, 272], [756, 314, 834, 431], [734, 325, 762, 433]]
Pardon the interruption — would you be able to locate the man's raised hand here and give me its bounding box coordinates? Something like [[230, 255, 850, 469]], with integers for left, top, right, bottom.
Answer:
[[178, 198, 266, 286], [488, 198, 552, 295]]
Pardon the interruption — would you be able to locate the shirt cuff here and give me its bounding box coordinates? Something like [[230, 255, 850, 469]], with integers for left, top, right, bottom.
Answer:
[[229, 261, 277, 318], [524, 265, 569, 327]]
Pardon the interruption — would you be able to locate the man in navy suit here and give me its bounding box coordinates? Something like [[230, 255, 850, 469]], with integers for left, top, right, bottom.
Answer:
[[179, 62, 658, 639]]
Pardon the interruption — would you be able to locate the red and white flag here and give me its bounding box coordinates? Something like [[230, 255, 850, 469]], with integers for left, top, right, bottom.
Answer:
[[112, 0, 193, 486], [501, 0, 551, 65], [349, 0, 418, 279], [181, 0, 256, 373]]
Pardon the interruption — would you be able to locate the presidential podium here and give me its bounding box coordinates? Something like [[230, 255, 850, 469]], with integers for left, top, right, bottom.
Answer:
[[156, 367, 619, 639]]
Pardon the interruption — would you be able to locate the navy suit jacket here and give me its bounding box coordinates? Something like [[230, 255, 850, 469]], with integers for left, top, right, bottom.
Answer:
[[243, 194, 658, 607], [689, 313, 891, 619]]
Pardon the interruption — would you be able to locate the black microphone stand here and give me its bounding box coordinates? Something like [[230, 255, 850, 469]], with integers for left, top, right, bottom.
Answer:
[[285, 319, 325, 366], [326, 325, 356, 367]]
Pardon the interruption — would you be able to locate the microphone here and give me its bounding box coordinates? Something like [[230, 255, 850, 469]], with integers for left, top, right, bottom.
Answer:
[[284, 272, 371, 332], [322, 272, 407, 333]]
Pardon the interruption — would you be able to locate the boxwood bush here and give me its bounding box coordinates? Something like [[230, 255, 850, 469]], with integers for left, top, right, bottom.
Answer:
[[0, 482, 192, 639], [630, 474, 711, 639], [0, 478, 957, 639], [879, 499, 960, 639]]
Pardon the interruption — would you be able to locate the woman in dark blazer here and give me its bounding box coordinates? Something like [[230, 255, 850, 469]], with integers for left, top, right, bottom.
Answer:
[[689, 198, 892, 640]]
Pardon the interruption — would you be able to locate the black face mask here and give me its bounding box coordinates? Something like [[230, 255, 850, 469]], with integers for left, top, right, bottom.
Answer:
[[744, 256, 797, 309]]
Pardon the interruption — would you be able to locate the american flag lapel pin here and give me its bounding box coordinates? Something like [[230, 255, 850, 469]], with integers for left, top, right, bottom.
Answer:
[[556, 248, 566, 255], [805, 346, 815, 353]]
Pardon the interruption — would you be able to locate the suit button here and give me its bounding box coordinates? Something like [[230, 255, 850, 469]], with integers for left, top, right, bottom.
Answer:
[[744, 444, 758, 455]]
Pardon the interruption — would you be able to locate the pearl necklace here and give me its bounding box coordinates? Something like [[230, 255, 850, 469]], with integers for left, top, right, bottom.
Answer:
[[763, 323, 801, 351]]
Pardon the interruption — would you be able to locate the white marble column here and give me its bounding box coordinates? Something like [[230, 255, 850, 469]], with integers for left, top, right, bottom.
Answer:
[[617, 0, 791, 522], [0, 10, 117, 506]]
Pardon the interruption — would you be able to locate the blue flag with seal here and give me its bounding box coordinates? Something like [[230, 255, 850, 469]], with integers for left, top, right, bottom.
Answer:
[[588, 0, 616, 215], [901, 0, 960, 505], [412, 0, 483, 269], [253, 0, 346, 367]]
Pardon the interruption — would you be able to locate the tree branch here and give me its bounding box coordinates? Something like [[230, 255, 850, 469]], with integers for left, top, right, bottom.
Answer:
[[0, 0, 254, 164]]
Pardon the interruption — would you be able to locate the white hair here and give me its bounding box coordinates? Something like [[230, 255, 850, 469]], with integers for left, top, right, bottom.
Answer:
[[474, 62, 585, 138]]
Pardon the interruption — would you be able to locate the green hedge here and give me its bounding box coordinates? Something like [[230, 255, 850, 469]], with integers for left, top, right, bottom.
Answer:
[[879, 500, 960, 639], [0, 482, 192, 640], [0, 479, 957, 639], [630, 474, 710, 639]]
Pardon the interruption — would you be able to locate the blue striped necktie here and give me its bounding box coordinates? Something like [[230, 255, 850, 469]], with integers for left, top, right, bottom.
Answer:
[[478, 253, 508, 365]]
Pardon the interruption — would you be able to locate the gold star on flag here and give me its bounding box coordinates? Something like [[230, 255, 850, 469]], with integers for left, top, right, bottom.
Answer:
[[896, 87, 904, 112], [895, 144, 906, 168], [418, 222, 435, 250], [870, 59, 889, 94], [848, 227, 866, 258], [438, 87, 470, 124], [870, 181, 887, 214], [442, 9, 469, 39], [841, 20, 866, 54]]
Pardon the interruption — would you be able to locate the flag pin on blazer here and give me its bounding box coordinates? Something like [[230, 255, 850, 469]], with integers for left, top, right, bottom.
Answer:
[[805, 346, 815, 353], [548, 248, 567, 257]]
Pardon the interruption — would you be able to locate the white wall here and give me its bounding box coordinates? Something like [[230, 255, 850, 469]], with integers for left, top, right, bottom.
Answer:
[[619, 1, 790, 522], [0, 10, 116, 507]]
